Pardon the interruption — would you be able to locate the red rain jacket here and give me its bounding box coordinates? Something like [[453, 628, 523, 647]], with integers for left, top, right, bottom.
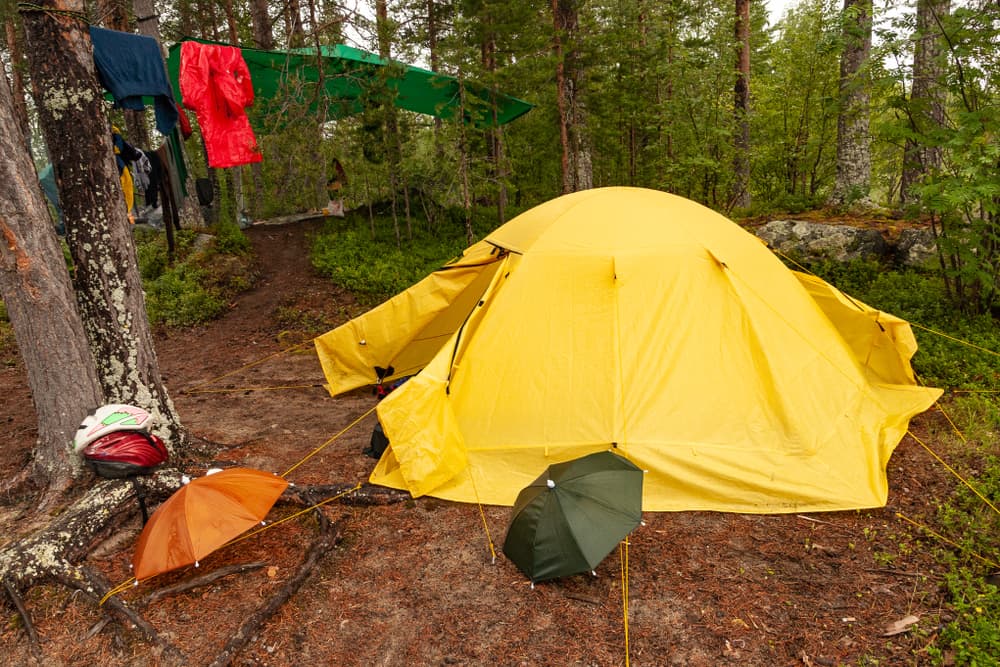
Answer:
[[179, 42, 262, 168]]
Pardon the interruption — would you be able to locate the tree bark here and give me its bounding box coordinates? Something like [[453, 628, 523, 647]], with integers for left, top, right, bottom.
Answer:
[[731, 0, 752, 210], [482, 27, 508, 223], [133, 0, 164, 49], [376, 0, 408, 242], [0, 469, 182, 591], [4, 16, 33, 155], [900, 0, 950, 207], [251, 0, 275, 49], [829, 0, 873, 207], [0, 52, 103, 493], [552, 0, 592, 194], [20, 0, 185, 449], [287, 0, 306, 48]]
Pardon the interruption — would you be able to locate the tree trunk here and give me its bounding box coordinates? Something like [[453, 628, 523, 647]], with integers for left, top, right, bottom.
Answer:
[[133, 0, 164, 49], [20, 0, 185, 448], [829, 0, 873, 207], [553, 0, 572, 194], [732, 0, 751, 210], [251, 0, 275, 49], [481, 29, 508, 223], [553, 0, 592, 194], [0, 58, 103, 493], [287, 0, 306, 48], [900, 0, 950, 207], [376, 0, 407, 242], [4, 16, 33, 156]]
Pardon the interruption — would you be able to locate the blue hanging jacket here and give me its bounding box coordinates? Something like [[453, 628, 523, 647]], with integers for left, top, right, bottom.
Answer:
[[90, 26, 178, 136]]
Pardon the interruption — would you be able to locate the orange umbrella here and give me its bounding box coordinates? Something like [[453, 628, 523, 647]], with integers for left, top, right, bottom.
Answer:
[[132, 467, 289, 581]]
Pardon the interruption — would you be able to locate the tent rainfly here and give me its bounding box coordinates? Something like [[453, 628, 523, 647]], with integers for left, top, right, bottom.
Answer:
[[315, 187, 942, 513], [165, 39, 533, 128]]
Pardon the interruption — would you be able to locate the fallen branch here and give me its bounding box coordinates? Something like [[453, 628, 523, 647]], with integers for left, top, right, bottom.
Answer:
[[865, 568, 936, 579], [142, 562, 267, 606], [284, 482, 408, 507], [208, 511, 345, 667]]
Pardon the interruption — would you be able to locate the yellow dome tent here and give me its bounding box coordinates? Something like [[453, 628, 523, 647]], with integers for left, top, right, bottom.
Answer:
[[315, 187, 941, 513]]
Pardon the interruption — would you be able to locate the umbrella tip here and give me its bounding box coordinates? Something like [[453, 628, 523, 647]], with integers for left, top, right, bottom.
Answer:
[[546, 479, 555, 488], [181, 475, 191, 484]]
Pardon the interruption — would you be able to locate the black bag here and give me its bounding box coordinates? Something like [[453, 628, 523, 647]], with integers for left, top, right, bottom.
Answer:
[[364, 421, 390, 459], [195, 177, 214, 206]]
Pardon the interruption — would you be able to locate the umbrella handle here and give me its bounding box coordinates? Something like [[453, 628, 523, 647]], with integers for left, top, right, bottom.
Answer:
[[129, 476, 150, 525]]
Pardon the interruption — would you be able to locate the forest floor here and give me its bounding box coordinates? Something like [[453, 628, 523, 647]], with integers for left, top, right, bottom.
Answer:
[[0, 217, 966, 666]]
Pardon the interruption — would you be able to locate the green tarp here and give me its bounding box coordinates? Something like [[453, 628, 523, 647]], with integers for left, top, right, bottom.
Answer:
[[165, 39, 533, 128]]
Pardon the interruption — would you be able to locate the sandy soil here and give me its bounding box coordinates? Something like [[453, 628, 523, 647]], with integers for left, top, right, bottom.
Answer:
[[0, 218, 959, 666]]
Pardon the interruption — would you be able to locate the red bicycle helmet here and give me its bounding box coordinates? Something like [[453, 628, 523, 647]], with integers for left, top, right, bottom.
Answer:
[[74, 404, 154, 453], [81, 431, 168, 479]]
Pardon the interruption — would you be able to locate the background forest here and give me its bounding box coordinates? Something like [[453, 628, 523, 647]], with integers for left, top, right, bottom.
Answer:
[[5, 0, 997, 313]]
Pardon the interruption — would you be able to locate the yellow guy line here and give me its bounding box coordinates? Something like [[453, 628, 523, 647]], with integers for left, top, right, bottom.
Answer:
[[281, 405, 377, 478], [182, 341, 313, 395], [907, 429, 1000, 517], [99, 483, 363, 606], [184, 383, 326, 395], [908, 321, 1000, 360], [466, 466, 497, 563], [895, 512, 1000, 570], [225, 482, 363, 549], [100, 578, 136, 605], [620, 538, 631, 667], [776, 249, 1000, 362]]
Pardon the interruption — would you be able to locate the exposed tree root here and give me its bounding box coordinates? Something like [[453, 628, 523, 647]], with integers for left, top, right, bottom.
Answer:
[[0, 473, 405, 663], [141, 561, 268, 606], [207, 511, 345, 667], [52, 564, 187, 665], [0, 470, 184, 662], [4, 579, 41, 661]]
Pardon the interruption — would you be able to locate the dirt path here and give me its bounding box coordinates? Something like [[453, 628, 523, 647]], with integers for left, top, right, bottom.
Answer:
[[1, 220, 954, 666]]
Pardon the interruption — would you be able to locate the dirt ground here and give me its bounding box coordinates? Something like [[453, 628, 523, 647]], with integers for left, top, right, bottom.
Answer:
[[0, 218, 965, 666]]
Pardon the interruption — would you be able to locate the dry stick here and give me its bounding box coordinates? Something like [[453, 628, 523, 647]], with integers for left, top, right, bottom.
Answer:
[[207, 513, 345, 667], [563, 592, 601, 605], [865, 568, 936, 579], [141, 562, 268, 606], [3, 579, 41, 659]]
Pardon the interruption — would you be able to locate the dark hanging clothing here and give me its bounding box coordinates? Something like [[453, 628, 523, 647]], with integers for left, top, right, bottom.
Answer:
[[112, 131, 142, 174], [90, 26, 179, 136], [142, 150, 164, 209]]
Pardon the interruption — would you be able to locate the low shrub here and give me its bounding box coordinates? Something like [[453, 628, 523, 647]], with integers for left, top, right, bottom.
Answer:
[[136, 226, 255, 326], [310, 210, 484, 304]]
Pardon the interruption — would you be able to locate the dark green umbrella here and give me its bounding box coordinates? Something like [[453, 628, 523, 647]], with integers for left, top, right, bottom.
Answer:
[[502, 451, 644, 584]]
